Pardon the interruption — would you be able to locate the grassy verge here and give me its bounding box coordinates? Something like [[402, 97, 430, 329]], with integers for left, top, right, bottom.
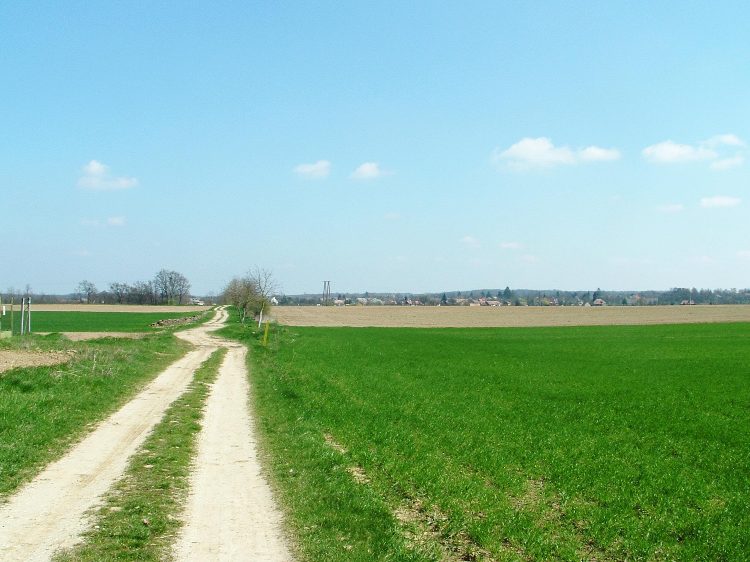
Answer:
[[56, 348, 226, 562], [222, 321, 750, 561], [0, 333, 191, 497], [1, 311, 204, 333]]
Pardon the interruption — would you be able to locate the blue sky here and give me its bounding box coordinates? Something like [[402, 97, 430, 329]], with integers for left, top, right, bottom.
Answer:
[[2, 2, 748, 295]]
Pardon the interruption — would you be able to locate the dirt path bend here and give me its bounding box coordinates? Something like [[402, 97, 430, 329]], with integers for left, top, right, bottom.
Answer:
[[173, 326, 292, 561]]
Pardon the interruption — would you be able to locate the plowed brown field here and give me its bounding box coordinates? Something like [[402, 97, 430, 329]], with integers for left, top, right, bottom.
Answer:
[[272, 304, 750, 328]]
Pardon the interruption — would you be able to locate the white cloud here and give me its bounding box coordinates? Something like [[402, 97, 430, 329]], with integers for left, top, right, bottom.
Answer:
[[657, 203, 685, 213], [703, 134, 746, 148], [293, 160, 331, 179], [81, 216, 127, 227], [737, 250, 750, 260], [700, 196, 741, 208], [643, 134, 746, 169], [460, 235, 480, 248], [578, 146, 622, 162], [710, 155, 744, 170], [78, 160, 138, 191], [383, 212, 401, 221], [492, 137, 620, 169], [642, 141, 716, 163], [691, 255, 715, 265], [351, 162, 388, 180], [499, 241, 523, 249]]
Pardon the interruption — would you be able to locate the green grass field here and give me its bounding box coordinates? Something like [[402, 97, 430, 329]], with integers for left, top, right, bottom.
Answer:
[[0, 334, 190, 497], [225, 322, 750, 561], [0, 311, 200, 333]]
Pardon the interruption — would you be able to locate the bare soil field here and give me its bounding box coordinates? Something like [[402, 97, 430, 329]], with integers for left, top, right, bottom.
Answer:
[[16, 304, 211, 313], [272, 304, 750, 328], [0, 350, 75, 374]]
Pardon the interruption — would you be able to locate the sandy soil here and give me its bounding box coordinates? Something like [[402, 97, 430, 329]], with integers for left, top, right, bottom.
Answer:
[[0, 350, 75, 374], [272, 304, 750, 328], [9, 304, 211, 313], [0, 307, 291, 561], [173, 337, 292, 561]]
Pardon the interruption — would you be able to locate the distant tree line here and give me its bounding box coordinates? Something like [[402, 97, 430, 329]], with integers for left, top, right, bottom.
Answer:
[[73, 269, 192, 305], [277, 286, 750, 306]]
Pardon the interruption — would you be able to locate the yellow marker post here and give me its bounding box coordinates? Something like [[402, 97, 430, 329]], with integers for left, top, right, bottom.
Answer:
[[263, 321, 270, 346]]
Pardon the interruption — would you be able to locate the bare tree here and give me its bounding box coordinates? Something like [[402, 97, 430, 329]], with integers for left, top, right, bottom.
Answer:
[[109, 282, 130, 304], [77, 280, 97, 303], [130, 281, 156, 304], [173, 272, 191, 305], [153, 269, 171, 304], [247, 267, 277, 316], [223, 277, 256, 324], [223, 268, 277, 323]]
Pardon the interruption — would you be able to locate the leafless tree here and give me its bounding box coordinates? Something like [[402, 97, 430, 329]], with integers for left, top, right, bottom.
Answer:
[[247, 267, 277, 315], [109, 282, 130, 304], [223, 268, 277, 323], [130, 281, 156, 304], [77, 280, 97, 303], [153, 269, 191, 304]]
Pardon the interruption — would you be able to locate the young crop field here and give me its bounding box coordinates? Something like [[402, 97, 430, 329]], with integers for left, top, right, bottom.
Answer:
[[0, 311, 201, 333], [231, 322, 750, 561]]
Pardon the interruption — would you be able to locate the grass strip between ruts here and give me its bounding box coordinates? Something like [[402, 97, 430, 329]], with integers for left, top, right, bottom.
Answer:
[[55, 347, 227, 562]]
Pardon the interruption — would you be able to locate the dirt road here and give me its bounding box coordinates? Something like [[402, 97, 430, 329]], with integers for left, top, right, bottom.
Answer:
[[173, 343, 291, 561], [0, 308, 291, 561]]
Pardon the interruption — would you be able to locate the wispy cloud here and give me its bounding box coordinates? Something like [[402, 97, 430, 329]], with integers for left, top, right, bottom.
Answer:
[[499, 241, 523, 249], [700, 196, 741, 208], [460, 235, 480, 248], [642, 141, 716, 163], [107, 216, 126, 226], [737, 250, 750, 260], [383, 211, 401, 221], [578, 146, 622, 162], [703, 134, 745, 148], [293, 160, 331, 179], [643, 134, 746, 169], [78, 160, 138, 191], [351, 162, 389, 180], [711, 155, 744, 170], [81, 216, 127, 227], [657, 203, 685, 213], [492, 137, 620, 170]]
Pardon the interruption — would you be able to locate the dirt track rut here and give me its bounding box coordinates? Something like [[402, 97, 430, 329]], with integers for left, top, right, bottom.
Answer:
[[0, 307, 291, 561]]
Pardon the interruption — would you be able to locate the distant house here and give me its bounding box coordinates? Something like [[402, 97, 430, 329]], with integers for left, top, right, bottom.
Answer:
[[270, 296, 279, 306], [592, 298, 607, 306], [334, 299, 345, 306]]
